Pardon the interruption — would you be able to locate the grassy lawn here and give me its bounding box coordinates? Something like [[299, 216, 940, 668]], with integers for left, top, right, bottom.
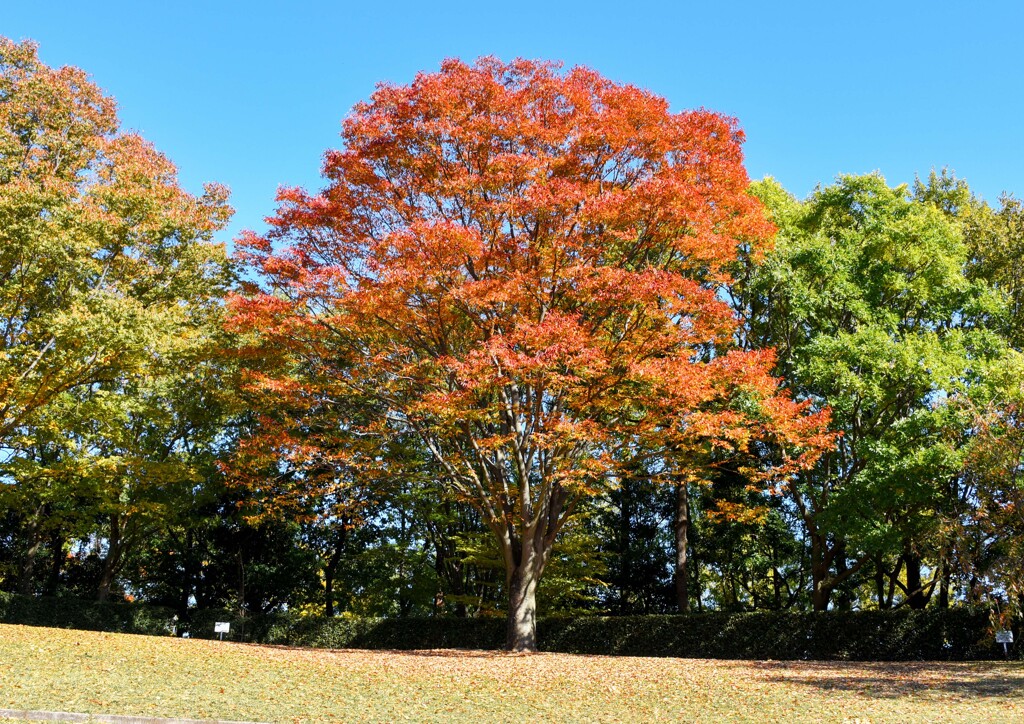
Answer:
[[0, 623, 1021, 723]]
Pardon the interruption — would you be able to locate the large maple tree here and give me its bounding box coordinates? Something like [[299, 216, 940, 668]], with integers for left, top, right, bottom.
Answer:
[[232, 58, 830, 650]]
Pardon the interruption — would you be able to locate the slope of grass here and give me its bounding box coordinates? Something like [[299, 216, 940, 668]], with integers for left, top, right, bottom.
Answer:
[[0, 623, 1021, 723]]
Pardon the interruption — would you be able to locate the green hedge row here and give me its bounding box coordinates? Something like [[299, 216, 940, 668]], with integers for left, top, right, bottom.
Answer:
[[0, 591, 174, 636], [186, 607, 1016, 661], [539, 610, 1011, 661], [1, 592, 1017, 661], [173, 607, 507, 650]]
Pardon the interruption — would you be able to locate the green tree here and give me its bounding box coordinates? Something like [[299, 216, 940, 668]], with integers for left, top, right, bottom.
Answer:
[[0, 38, 230, 443], [0, 37, 233, 599], [738, 174, 1005, 610], [955, 353, 1024, 613]]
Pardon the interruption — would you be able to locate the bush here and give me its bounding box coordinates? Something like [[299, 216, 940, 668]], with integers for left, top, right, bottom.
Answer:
[[539, 609, 1007, 661], [181, 610, 506, 650], [0, 591, 174, 636], [188, 609, 1016, 660], [179, 608, 293, 643], [0, 592, 1017, 660]]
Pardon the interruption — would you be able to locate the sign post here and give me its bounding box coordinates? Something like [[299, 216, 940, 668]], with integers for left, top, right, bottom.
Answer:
[[995, 630, 1013, 659], [214, 621, 231, 641]]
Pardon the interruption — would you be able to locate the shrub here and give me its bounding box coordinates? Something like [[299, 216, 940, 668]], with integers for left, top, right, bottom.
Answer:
[[0, 591, 173, 636], [539, 610, 1004, 661], [0, 593, 1017, 661]]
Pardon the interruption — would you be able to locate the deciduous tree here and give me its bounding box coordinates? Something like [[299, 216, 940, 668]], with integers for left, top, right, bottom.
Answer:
[[738, 174, 1005, 610], [232, 58, 829, 650], [0, 38, 231, 444], [0, 37, 233, 599]]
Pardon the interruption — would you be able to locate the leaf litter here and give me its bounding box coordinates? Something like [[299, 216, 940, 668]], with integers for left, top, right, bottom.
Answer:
[[0, 624, 1020, 723]]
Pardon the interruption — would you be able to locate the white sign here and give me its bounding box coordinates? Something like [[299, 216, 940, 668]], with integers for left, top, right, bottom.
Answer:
[[995, 630, 1014, 644], [214, 622, 231, 634]]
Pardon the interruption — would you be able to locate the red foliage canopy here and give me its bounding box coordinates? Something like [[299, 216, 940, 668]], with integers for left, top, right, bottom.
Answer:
[[229, 58, 831, 649]]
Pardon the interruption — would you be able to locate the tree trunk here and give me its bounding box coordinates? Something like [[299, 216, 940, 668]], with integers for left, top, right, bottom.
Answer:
[[97, 565, 116, 602], [97, 514, 122, 603], [771, 543, 782, 609], [674, 481, 690, 612], [834, 543, 853, 611], [885, 557, 903, 609], [874, 556, 889, 609], [430, 513, 468, 618], [18, 536, 42, 595], [18, 506, 45, 595], [693, 551, 703, 612], [323, 524, 348, 618], [179, 529, 196, 618], [497, 473, 566, 652], [504, 532, 550, 652], [905, 550, 927, 610], [324, 565, 336, 618], [617, 477, 633, 614], [397, 507, 411, 618], [237, 548, 246, 615], [810, 533, 830, 611], [807, 530, 864, 611], [938, 555, 951, 609], [506, 562, 541, 652], [44, 530, 64, 596]]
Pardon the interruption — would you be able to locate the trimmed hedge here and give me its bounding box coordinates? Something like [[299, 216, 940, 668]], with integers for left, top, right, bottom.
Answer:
[[192, 608, 1015, 661], [0, 592, 1018, 660], [539, 610, 1009, 661], [238, 614, 507, 651], [0, 591, 174, 636]]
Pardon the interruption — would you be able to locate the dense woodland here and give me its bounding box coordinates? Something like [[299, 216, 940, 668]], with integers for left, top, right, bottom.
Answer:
[[1, 39, 1022, 650]]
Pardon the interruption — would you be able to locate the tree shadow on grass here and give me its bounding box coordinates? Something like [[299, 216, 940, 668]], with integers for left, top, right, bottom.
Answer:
[[248, 642, 513, 658], [750, 660, 1024, 700]]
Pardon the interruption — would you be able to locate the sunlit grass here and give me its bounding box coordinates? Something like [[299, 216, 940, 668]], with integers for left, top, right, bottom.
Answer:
[[0, 623, 1021, 723]]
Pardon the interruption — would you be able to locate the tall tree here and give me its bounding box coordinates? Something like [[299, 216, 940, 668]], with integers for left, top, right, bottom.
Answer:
[[595, 462, 675, 614], [0, 37, 233, 598], [738, 174, 1004, 609], [233, 58, 829, 650], [914, 169, 1024, 351]]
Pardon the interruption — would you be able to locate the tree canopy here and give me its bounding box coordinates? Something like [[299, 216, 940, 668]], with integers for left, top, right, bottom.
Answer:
[[230, 58, 830, 650], [1, 40, 1023, 648]]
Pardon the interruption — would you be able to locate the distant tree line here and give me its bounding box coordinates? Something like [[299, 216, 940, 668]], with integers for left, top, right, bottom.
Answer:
[[1, 40, 1021, 650]]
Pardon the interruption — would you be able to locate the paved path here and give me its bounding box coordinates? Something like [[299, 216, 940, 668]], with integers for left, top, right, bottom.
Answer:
[[0, 709, 268, 724]]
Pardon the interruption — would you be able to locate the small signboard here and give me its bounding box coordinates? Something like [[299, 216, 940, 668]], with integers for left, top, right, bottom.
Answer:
[[995, 630, 1014, 644], [214, 621, 231, 634]]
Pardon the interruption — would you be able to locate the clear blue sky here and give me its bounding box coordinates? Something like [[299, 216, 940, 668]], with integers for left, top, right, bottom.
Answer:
[[6, 1, 1022, 244]]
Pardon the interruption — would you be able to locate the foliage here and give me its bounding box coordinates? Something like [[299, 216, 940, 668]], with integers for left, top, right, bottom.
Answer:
[[0, 36, 235, 602], [956, 353, 1024, 613], [0, 591, 173, 635], [232, 56, 831, 650], [915, 169, 1024, 349], [0, 37, 232, 443], [594, 472, 676, 614], [3, 38, 1024, 637], [695, 483, 807, 611], [739, 173, 1006, 610]]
